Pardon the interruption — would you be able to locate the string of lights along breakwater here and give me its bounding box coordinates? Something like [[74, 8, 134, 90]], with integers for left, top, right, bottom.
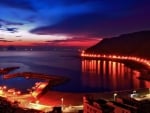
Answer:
[[81, 51, 150, 68]]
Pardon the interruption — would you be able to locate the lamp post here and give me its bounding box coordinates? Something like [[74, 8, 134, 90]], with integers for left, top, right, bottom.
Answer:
[[61, 97, 64, 110], [133, 90, 136, 94], [113, 93, 117, 101]]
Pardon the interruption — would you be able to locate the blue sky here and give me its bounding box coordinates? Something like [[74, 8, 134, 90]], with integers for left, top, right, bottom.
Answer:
[[0, 0, 150, 47]]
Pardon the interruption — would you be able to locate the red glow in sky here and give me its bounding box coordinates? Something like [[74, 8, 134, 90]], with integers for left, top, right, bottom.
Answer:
[[0, 0, 149, 48]]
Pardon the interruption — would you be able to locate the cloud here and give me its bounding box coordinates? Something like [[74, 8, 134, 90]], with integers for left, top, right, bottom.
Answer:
[[0, 0, 34, 11], [0, 39, 14, 42], [0, 0, 150, 47], [45, 38, 99, 44], [0, 19, 24, 26], [30, 13, 105, 35], [6, 28, 18, 33], [16, 39, 23, 41], [44, 36, 101, 47], [16, 36, 22, 37], [0, 19, 23, 33], [30, 1, 150, 37]]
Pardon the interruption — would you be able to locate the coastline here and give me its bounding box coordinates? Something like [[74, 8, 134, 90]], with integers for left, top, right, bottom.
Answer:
[[38, 90, 110, 106], [0, 64, 149, 112], [39, 88, 150, 106], [0, 60, 150, 107]]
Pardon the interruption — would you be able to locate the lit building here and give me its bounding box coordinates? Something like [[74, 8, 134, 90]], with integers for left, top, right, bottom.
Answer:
[[83, 96, 114, 113], [83, 89, 150, 113], [83, 96, 138, 113], [107, 101, 137, 113]]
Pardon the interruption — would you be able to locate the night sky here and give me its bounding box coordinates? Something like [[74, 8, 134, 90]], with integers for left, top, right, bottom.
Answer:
[[0, 0, 150, 48]]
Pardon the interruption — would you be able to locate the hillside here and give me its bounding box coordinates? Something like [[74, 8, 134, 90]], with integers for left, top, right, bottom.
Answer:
[[86, 31, 150, 59]]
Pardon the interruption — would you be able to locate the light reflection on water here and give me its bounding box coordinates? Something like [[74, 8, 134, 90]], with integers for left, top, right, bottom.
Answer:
[[82, 59, 150, 91], [0, 51, 150, 92]]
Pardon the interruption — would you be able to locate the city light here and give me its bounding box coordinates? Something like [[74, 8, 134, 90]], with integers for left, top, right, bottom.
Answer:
[[81, 51, 150, 68], [0, 82, 51, 112], [113, 93, 117, 101]]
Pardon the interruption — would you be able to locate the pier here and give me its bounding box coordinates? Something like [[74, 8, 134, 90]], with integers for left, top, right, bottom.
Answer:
[[0, 66, 19, 75], [3, 72, 69, 87]]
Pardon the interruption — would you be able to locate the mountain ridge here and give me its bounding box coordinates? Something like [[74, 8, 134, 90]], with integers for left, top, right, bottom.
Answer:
[[86, 30, 150, 59]]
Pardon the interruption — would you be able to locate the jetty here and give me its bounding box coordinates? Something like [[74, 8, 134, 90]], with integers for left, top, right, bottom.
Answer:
[[0, 66, 19, 75], [3, 72, 69, 87]]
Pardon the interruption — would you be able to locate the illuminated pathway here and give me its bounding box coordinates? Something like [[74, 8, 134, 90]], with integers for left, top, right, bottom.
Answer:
[[0, 84, 84, 113], [0, 72, 57, 112], [0, 82, 52, 112], [81, 51, 150, 69]]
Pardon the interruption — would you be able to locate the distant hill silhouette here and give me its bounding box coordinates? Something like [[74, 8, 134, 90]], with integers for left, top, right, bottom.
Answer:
[[86, 30, 150, 59], [7, 46, 16, 51]]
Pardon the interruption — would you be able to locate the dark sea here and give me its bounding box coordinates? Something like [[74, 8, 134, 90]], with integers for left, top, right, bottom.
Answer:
[[0, 51, 149, 93]]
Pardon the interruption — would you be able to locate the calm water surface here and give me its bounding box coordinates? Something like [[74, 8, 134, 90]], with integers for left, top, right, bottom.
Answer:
[[0, 51, 149, 92]]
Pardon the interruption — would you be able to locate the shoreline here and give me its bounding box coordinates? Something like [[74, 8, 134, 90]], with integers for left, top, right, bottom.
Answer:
[[1, 60, 150, 93], [38, 88, 150, 106], [0, 61, 150, 104]]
